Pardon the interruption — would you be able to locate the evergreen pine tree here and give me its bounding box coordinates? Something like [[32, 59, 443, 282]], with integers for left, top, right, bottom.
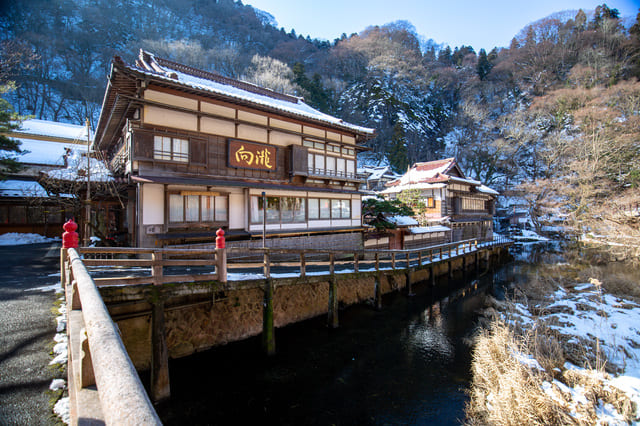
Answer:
[[387, 123, 409, 173], [0, 84, 24, 180], [477, 48, 492, 80]]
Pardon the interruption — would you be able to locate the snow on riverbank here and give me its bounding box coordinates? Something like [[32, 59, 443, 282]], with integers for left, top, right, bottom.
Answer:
[[502, 279, 640, 423]]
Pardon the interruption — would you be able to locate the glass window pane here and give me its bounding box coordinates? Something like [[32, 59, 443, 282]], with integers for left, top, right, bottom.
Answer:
[[314, 154, 324, 173], [341, 200, 351, 218], [346, 160, 355, 176], [293, 198, 306, 222], [201, 196, 214, 221], [215, 196, 227, 221], [169, 194, 183, 222], [319, 198, 330, 219], [336, 158, 346, 175], [251, 196, 262, 224], [331, 199, 341, 219], [303, 140, 315, 148], [308, 198, 318, 220], [281, 197, 294, 223], [314, 141, 324, 150], [326, 156, 336, 173], [154, 136, 171, 160], [266, 197, 280, 224], [185, 195, 199, 222], [173, 138, 189, 162]]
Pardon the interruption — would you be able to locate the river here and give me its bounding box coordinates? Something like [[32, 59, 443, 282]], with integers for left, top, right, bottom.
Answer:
[[155, 243, 546, 425]]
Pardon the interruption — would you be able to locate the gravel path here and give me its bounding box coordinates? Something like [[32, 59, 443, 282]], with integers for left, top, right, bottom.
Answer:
[[0, 242, 63, 425]]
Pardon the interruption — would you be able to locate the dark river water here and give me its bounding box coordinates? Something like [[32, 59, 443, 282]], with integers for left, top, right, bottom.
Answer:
[[155, 244, 548, 425]]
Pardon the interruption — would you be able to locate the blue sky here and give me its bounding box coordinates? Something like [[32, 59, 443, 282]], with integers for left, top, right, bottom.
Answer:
[[244, 0, 639, 51]]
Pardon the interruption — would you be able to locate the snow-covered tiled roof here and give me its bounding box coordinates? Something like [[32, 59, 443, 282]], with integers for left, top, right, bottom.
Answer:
[[379, 182, 446, 194], [15, 119, 89, 141], [0, 180, 48, 197], [44, 148, 112, 182], [130, 50, 375, 136], [477, 184, 500, 195], [358, 165, 401, 181], [384, 215, 419, 226], [382, 157, 499, 197], [12, 138, 85, 166], [387, 158, 456, 187], [409, 225, 451, 234]]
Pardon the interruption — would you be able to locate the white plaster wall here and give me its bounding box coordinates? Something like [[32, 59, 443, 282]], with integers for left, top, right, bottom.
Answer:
[[142, 184, 164, 225], [229, 192, 245, 230]]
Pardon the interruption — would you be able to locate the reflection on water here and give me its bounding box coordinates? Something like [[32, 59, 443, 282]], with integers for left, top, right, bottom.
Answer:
[[156, 269, 499, 425]]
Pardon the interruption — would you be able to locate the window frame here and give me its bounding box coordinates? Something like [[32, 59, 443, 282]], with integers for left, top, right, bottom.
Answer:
[[167, 192, 228, 227]]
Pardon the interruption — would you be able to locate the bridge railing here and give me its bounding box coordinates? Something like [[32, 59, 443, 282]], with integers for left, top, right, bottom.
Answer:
[[62, 247, 162, 425], [75, 235, 511, 284]]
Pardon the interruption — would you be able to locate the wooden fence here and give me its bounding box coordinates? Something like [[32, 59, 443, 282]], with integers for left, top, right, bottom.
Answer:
[[77, 236, 512, 285]]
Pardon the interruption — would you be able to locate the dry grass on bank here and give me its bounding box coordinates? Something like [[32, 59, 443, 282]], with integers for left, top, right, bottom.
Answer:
[[466, 321, 571, 425], [465, 319, 637, 425]]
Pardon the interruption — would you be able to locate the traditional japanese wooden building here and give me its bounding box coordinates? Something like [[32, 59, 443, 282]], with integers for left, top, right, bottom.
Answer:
[[0, 119, 88, 237], [381, 158, 498, 242], [94, 50, 375, 248]]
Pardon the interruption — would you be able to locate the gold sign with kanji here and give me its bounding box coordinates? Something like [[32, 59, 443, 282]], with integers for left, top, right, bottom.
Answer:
[[228, 139, 277, 172]]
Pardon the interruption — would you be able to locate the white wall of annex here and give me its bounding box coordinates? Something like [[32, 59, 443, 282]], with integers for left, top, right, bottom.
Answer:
[[142, 184, 164, 225], [229, 192, 245, 230]]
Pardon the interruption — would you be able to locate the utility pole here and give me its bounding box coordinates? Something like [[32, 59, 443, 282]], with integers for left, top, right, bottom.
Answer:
[[84, 118, 91, 247]]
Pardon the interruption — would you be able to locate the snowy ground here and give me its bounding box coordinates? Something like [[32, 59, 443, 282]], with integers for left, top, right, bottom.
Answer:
[[0, 233, 70, 423], [0, 232, 59, 246], [503, 279, 640, 424]]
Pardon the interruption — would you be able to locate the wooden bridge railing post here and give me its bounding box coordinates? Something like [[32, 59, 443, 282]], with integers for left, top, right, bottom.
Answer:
[[151, 251, 163, 285], [262, 277, 275, 356], [391, 252, 396, 270], [150, 250, 170, 403], [300, 253, 306, 278], [216, 228, 227, 283], [354, 252, 359, 274], [327, 253, 339, 329], [263, 252, 271, 279]]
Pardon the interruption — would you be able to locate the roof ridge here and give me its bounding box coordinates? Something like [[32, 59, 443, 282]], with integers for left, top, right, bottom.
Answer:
[[138, 50, 302, 105]]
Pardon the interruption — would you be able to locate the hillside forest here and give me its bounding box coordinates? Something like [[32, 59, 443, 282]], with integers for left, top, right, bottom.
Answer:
[[1, 0, 640, 242]]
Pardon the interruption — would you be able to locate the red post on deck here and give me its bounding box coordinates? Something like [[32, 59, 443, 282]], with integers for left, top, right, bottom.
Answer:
[[215, 228, 227, 283], [215, 228, 225, 249], [62, 219, 80, 249]]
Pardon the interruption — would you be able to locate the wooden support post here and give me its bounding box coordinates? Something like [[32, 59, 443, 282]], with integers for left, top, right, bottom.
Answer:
[[406, 270, 414, 296], [60, 248, 67, 290], [80, 328, 95, 388], [263, 252, 271, 279], [327, 254, 339, 328], [375, 252, 380, 272], [475, 252, 479, 275], [262, 278, 276, 356], [418, 250, 423, 266], [71, 280, 81, 310], [354, 252, 359, 274], [374, 273, 383, 310], [406, 252, 410, 269], [448, 260, 452, 279], [215, 229, 227, 283], [151, 251, 163, 285], [151, 295, 170, 402], [216, 248, 227, 283], [430, 266, 435, 287], [300, 253, 306, 278], [391, 252, 396, 270]]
